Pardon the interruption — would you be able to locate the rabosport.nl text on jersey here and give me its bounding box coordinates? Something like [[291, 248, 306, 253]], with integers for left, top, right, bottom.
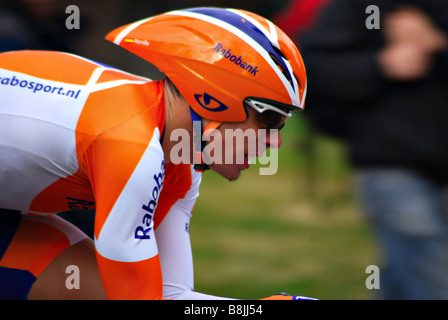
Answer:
[[0, 75, 81, 99]]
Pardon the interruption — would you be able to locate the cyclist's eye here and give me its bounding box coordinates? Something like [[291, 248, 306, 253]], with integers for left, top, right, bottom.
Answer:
[[256, 111, 287, 130]]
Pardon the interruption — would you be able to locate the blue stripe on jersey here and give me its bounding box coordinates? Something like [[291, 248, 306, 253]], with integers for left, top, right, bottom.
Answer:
[[0, 209, 22, 259], [0, 210, 38, 299], [184, 7, 295, 92], [0, 267, 37, 300]]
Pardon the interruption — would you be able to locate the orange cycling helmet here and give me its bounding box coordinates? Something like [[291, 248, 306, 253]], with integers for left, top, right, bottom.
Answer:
[[106, 7, 307, 123]]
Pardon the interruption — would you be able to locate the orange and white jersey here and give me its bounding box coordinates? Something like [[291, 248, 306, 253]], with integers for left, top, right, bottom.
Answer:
[[0, 51, 202, 299]]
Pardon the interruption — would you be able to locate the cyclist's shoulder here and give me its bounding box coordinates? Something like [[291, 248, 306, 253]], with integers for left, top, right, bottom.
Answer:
[[0, 51, 95, 83], [0, 50, 151, 85]]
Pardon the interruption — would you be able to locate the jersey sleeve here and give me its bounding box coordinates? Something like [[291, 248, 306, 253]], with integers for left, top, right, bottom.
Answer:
[[78, 79, 167, 300], [88, 125, 166, 299], [154, 165, 235, 300], [154, 165, 199, 299]]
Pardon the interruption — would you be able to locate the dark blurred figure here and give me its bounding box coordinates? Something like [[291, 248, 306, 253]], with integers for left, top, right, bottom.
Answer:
[[300, 0, 448, 299], [0, 0, 82, 52]]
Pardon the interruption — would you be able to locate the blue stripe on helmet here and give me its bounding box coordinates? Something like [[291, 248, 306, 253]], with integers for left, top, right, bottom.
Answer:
[[184, 7, 295, 92]]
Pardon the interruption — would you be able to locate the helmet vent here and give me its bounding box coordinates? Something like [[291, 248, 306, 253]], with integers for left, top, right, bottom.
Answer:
[[269, 47, 295, 90]]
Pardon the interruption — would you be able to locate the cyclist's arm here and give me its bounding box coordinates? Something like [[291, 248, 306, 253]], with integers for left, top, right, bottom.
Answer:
[[155, 166, 234, 300], [156, 203, 234, 300], [155, 203, 233, 299]]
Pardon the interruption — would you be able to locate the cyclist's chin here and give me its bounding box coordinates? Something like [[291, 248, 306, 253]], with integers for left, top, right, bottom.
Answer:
[[208, 163, 246, 181]]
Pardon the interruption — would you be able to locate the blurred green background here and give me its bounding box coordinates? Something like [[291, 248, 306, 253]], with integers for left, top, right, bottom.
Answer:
[[190, 114, 379, 300]]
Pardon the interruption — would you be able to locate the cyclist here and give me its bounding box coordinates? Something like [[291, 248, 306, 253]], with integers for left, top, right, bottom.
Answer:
[[0, 7, 307, 299]]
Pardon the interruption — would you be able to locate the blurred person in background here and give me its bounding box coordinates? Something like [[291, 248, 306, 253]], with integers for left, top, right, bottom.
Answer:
[[299, 0, 448, 299]]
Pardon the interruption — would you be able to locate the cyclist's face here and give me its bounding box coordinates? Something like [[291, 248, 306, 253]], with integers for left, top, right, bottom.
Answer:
[[204, 107, 284, 181]]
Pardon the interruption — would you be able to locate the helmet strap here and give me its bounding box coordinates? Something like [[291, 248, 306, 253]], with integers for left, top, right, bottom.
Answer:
[[190, 108, 222, 172]]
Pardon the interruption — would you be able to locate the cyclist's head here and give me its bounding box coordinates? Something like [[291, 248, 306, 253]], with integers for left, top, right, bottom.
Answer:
[[106, 7, 307, 126]]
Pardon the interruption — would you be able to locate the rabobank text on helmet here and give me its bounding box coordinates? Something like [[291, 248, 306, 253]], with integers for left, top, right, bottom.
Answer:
[[214, 43, 259, 76]]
